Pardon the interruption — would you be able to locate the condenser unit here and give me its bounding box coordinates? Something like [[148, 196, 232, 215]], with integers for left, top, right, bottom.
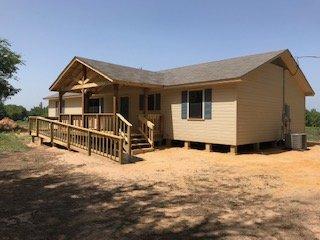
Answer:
[[285, 133, 307, 150]]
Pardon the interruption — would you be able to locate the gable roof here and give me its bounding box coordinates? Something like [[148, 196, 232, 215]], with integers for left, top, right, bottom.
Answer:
[[49, 49, 314, 96]]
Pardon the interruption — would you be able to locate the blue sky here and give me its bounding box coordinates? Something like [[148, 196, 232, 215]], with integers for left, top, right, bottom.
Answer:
[[1, 0, 319, 110]]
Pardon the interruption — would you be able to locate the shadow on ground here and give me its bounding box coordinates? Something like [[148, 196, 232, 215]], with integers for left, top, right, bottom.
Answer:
[[0, 149, 318, 240]]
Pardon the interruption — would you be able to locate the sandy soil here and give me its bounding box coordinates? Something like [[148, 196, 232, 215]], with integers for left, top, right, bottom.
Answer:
[[0, 142, 320, 239]]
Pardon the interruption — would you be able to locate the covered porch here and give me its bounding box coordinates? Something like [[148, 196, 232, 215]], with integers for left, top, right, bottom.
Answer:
[[44, 56, 164, 159]]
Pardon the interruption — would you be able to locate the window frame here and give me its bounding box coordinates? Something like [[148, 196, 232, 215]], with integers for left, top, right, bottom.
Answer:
[[187, 89, 205, 120], [88, 98, 103, 114]]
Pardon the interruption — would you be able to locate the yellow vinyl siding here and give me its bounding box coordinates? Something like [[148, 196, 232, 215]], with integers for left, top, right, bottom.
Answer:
[[161, 85, 237, 145], [48, 97, 82, 117], [284, 70, 305, 133], [48, 100, 58, 117], [237, 63, 306, 145]]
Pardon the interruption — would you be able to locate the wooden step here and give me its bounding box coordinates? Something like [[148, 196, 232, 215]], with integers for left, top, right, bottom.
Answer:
[[131, 138, 148, 143], [131, 133, 144, 137], [132, 147, 155, 155], [132, 142, 150, 148]]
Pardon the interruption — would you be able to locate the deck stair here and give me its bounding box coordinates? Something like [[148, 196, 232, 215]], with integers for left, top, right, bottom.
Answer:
[[131, 132, 154, 155]]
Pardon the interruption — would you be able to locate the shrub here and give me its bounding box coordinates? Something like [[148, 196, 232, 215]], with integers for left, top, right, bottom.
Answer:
[[0, 117, 17, 131]]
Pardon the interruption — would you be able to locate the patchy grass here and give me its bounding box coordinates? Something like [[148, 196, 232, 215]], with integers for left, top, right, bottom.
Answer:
[[306, 126, 320, 142], [0, 132, 31, 154], [16, 120, 29, 131]]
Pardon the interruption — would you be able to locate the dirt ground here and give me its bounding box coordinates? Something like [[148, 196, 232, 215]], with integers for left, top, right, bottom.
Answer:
[[0, 142, 320, 239]]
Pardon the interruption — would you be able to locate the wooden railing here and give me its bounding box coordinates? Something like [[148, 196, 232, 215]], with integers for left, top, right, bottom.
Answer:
[[115, 113, 132, 156], [138, 115, 155, 148], [145, 113, 162, 137], [29, 116, 125, 163], [59, 113, 132, 156], [59, 113, 114, 132]]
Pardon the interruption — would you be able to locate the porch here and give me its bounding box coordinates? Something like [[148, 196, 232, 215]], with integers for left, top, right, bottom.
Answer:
[[31, 58, 164, 163]]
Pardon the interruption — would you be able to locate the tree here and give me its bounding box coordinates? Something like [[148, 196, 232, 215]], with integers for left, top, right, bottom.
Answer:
[[0, 102, 5, 119], [0, 39, 23, 102], [306, 109, 320, 127], [28, 102, 48, 117], [4, 104, 27, 121]]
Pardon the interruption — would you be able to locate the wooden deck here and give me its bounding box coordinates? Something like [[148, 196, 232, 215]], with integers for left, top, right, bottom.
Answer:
[[29, 116, 125, 163], [29, 113, 163, 163]]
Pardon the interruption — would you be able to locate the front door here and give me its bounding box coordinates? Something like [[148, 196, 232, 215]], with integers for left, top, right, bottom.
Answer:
[[120, 96, 129, 120]]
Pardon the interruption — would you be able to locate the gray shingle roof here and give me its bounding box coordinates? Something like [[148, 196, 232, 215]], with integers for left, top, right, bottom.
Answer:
[[159, 50, 285, 85], [76, 57, 163, 85], [75, 50, 286, 86]]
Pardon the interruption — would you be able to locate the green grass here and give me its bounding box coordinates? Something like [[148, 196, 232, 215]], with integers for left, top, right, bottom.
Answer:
[[306, 126, 320, 142], [0, 132, 31, 154]]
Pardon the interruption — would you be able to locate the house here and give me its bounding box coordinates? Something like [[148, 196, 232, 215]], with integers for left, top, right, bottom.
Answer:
[[35, 49, 314, 161]]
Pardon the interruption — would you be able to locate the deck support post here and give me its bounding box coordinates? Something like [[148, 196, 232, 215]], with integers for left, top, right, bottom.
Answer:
[[119, 138, 124, 164], [253, 143, 260, 151], [39, 137, 43, 146], [67, 126, 70, 150], [205, 143, 212, 152], [50, 123, 54, 144], [184, 141, 190, 149], [230, 145, 238, 155], [87, 131, 91, 156]]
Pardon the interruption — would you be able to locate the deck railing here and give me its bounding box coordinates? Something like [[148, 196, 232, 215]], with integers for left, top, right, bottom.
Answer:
[[59, 113, 132, 156], [60, 113, 115, 132], [29, 116, 124, 163]]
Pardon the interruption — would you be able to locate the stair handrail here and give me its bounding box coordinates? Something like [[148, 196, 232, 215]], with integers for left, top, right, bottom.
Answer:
[[115, 113, 132, 156], [138, 114, 154, 147]]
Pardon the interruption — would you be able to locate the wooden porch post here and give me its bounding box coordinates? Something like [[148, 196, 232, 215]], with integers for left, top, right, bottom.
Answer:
[[81, 89, 85, 127], [58, 91, 64, 122], [113, 84, 119, 134], [143, 88, 148, 115]]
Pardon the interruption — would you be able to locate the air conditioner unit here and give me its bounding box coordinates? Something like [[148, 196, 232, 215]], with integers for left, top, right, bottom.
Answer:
[[285, 133, 307, 150]]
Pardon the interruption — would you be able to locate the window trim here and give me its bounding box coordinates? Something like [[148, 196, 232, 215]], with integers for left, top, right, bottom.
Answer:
[[187, 89, 205, 120]]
